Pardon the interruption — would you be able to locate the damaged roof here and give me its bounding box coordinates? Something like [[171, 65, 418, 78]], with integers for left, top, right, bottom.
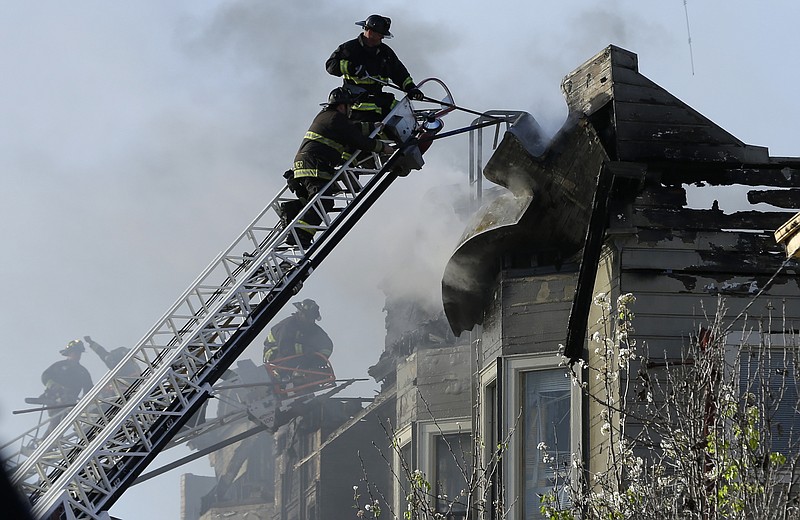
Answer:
[[442, 44, 800, 337]]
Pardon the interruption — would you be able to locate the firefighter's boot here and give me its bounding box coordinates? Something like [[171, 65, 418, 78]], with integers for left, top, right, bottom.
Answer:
[[278, 201, 299, 229], [286, 227, 314, 249]]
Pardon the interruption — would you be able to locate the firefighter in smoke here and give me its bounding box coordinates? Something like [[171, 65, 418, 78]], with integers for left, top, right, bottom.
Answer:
[[84, 335, 133, 373], [279, 87, 393, 248], [326, 14, 424, 122], [38, 339, 93, 437], [262, 299, 334, 380]]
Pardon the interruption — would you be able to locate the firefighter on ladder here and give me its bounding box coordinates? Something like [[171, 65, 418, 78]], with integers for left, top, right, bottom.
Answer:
[[280, 87, 394, 248], [37, 339, 93, 438], [263, 299, 334, 383], [326, 14, 424, 123]]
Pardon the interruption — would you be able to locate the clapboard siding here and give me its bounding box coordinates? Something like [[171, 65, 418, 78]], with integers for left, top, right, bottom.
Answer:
[[498, 273, 578, 356]]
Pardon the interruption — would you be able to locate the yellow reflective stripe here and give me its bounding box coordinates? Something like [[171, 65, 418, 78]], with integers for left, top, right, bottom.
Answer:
[[340, 59, 350, 75], [305, 131, 345, 154], [352, 102, 382, 113], [293, 169, 332, 180], [402, 77, 414, 89], [294, 343, 303, 355], [296, 220, 317, 236], [344, 76, 374, 85], [267, 332, 276, 343]]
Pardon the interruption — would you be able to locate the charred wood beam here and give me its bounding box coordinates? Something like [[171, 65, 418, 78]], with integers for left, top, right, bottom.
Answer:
[[651, 162, 800, 187], [565, 162, 617, 362], [747, 188, 800, 209], [693, 250, 789, 274], [629, 207, 794, 231], [632, 184, 687, 207]]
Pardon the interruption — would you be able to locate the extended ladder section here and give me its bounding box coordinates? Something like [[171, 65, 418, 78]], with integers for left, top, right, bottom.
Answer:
[[11, 88, 450, 520]]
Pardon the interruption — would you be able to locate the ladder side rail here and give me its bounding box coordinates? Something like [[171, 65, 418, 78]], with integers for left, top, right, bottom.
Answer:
[[59, 135, 411, 519], [14, 138, 394, 504], [2, 414, 54, 471], [24, 162, 384, 518]]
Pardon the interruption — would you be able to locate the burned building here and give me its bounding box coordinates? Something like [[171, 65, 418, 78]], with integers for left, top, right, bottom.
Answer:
[[440, 45, 800, 518], [183, 45, 800, 520]]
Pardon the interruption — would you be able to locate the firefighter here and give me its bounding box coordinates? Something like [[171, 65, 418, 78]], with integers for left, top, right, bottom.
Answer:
[[262, 299, 333, 375], [280, 87, 393, 248], [84, 335, 130, 371], [326, 14, 424, 122], [84, 335, 141, 384], [38, 339, 93, 437]]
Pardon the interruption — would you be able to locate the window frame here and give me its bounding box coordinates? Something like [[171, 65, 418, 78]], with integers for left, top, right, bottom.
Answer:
[[418, 418, 473, 517], [478, 360, 500, 520], [728, 330, 800, 466], [502, 353, 581, 520], [392, 422, 414, 518]]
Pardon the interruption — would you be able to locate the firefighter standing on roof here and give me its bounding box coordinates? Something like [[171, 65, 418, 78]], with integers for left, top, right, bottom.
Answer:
[[263, 299, 333, 371], [326, 14, 424, 122], [280, 87, 393, 248]]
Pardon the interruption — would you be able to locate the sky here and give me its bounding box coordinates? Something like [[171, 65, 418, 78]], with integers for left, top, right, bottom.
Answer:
[[1, 1, 799, 518]]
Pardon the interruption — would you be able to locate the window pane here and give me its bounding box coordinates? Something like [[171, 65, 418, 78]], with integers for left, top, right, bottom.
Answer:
[[523, 370, 571, 519], [399, 442, 412, 515], [486, 382, 499, 520], [435, 432, 472, 518], [740, 348, 800, 455]]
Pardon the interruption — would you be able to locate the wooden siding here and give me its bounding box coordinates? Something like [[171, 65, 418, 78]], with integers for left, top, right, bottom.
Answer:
[[396, 345, 473, 425], [497, 272, 577, 357]]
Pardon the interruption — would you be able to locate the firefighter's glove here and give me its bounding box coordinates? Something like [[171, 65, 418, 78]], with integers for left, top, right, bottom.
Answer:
[[284, 169, 301, 193], [287, 178, 302, 194], [408, 87, 424, 101]]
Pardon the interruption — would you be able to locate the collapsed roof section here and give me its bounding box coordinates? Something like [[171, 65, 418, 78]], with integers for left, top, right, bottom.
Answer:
[[442, 114, 608, 333], [442, 44, 800, 336]]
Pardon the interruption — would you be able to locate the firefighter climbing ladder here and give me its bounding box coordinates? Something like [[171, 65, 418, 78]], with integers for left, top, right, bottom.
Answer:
[[9, 78, 514, 520]]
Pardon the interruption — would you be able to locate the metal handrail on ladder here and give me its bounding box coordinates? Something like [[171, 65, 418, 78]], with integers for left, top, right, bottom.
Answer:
[[468, 110, 526, 208], [10, 93, 432, 520]]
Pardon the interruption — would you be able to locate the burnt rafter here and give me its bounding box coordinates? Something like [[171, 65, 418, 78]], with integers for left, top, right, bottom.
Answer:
[[653, 162, 800, 187], [748, 188, 800, 209], [628, 207, 794, 232]]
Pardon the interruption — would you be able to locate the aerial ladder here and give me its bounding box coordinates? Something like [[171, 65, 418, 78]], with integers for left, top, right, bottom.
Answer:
[[9, 79, 512, 520]]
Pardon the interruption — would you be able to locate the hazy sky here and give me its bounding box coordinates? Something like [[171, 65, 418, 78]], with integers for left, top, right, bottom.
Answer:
[[2, 1, 799, 518]]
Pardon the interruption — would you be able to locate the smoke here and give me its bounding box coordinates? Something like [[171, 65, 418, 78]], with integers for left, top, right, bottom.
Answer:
[[376, 173, 473, 312]]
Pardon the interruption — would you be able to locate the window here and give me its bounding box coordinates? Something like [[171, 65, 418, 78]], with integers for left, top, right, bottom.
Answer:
[[393, 424, 413, 518], [522, 370, 571, 518], [433, 433, 471, 517], [737, 332, 800, 456], [503, 354, 578, 520], [479, 362, 500, 520], [419, 420, 473, 519]]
